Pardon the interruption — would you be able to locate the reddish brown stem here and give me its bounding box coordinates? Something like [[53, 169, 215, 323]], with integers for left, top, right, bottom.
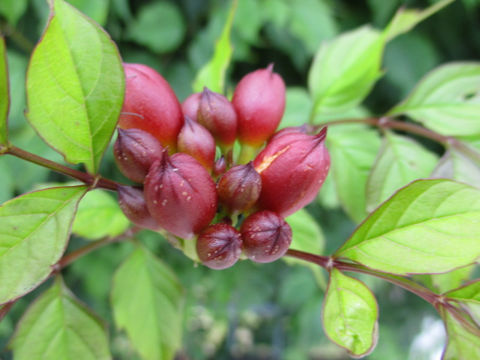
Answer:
[[4, 145, 121, 191]]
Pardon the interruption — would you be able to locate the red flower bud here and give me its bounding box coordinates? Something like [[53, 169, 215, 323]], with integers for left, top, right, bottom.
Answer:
[[196, 223, 243, 270], [253, 128, 330, 217], [268, 124, 309, 142], [118, 186, 160, 230], [177, 116, 216, 170], [119, 63, 183, 150], [217, 162, 262, 214], [241, 210, 292, 263], [114, 128, 164, 183], [181, 93, 201, 121], [213, 156, 227, 177], [198, 88, 237, 148], [144, 153, 218, 239], [232, 64, 286, 146]]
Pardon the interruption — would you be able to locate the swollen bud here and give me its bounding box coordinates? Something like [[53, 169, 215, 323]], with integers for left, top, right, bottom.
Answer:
[[177, 116, 216, 170], [241, 210, 292, 263], [254, 128, 330, 217], [144, 153, 218, 239], [217, 162, 262, 214], [119, 63, 183, 150], [196, 224, 243, 270], [198, 88, 237, 148], [114, 128, 164, 183], [181, 93, 201, 121], [118, 186, 160, 230], [232, 64, 286, 146]]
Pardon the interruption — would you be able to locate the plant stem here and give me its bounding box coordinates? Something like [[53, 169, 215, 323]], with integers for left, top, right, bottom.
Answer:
[[315, 117, 480, 162], [285, 249, 438, 304], [4, 145, 121, 191]]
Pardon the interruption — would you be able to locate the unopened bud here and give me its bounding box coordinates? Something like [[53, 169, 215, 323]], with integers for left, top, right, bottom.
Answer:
[[177, 116, 216, 170], [253, 128, 330, 217], [118, 186, 160, 230], [217, 162, 262, 214], [198, 88, 237, 148], [213, 156, 227, 177], [196, 223, 243, 270], [119, 63, 183, 150], [114, 128, 164, 183], [232, 64, 286, 146], [181, 93, 201, 121], [241, 210, 292, 263], [144, 153, 218, 239]]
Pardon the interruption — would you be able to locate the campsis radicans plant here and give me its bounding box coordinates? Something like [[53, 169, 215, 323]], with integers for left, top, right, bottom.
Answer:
[[113, 62, 330, 268]]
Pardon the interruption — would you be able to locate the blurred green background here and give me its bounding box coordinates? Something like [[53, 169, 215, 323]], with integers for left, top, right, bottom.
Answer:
[[0, 0, 479, 359]]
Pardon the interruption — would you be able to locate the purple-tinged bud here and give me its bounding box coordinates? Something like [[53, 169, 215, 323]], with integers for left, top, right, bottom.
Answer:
[[213, 156, 227, 177], [198, 88, 237, 148], [144, 153, 218, 239], [181, 93, 201, 121], [118, 186, 160, 230], [119, 63, 183, 151], [217, 162, 262, 214], [241, 210, 292, 263], [232, 64, 286, 147], [253, 128, 330, 217], [196, 223, 243, 270], [268, 124, 309, 143], [114, 128, 164, 183], [177, 116, 216, 170]]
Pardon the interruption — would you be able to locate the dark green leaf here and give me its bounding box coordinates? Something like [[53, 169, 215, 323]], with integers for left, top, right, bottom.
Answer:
[[327, 124, 382, 222], [112, 246, 184, 360], [193, 0, 237, 93], [389, 63, 480, 136], [73, 189, 129, 241], [10, 277, 111, 360], [308, 26, 383, 117], [0, 186, 86, 304], [127, 2, 186, 54], [366, 132, 438, 211], [383, 0, 455, 41], [0, 37, 8, 146], [323, 269, 378, 357], [26, 0, 125, 173], [337, 179, 480, 275], [0, 0, 28, 25], [66, 0, 110, 25]]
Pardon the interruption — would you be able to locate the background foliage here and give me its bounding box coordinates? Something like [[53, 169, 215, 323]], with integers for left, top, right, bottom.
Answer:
[[1, 0, 480, 359]]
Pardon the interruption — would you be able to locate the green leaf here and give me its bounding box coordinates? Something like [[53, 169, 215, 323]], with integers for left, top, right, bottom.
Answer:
[[279, 87, 312, 129], [308, 26, 384, 117], [337, 179, 480, 275], [427, 265, 474, 293], [73, 189, 129, 241], [0, 159, 14, 203], [127, 2, 186, 54], [0, 37, 8, 146], [286, 209, 324, 256], [0, 0, 28, 25], [432, 146, 480, 189], [383, 0, 455, 41], [26, 0, 125, 174], [327, 124, 382, 222], [66, 0, 110, 25], [389, 63, 480, 136], [10, 277, 111, 360], [446, 280, 480, 302], [112, 246, 184, 360], [0, 186, 86, 304], [440, 308, 480, 360], [323, 269, 378, 357], [192, 0, 237, 93], [366, 132, 438, 212]]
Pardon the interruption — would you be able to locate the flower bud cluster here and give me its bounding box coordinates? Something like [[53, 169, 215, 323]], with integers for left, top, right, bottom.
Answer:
[[114, 62, 330, 270]]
